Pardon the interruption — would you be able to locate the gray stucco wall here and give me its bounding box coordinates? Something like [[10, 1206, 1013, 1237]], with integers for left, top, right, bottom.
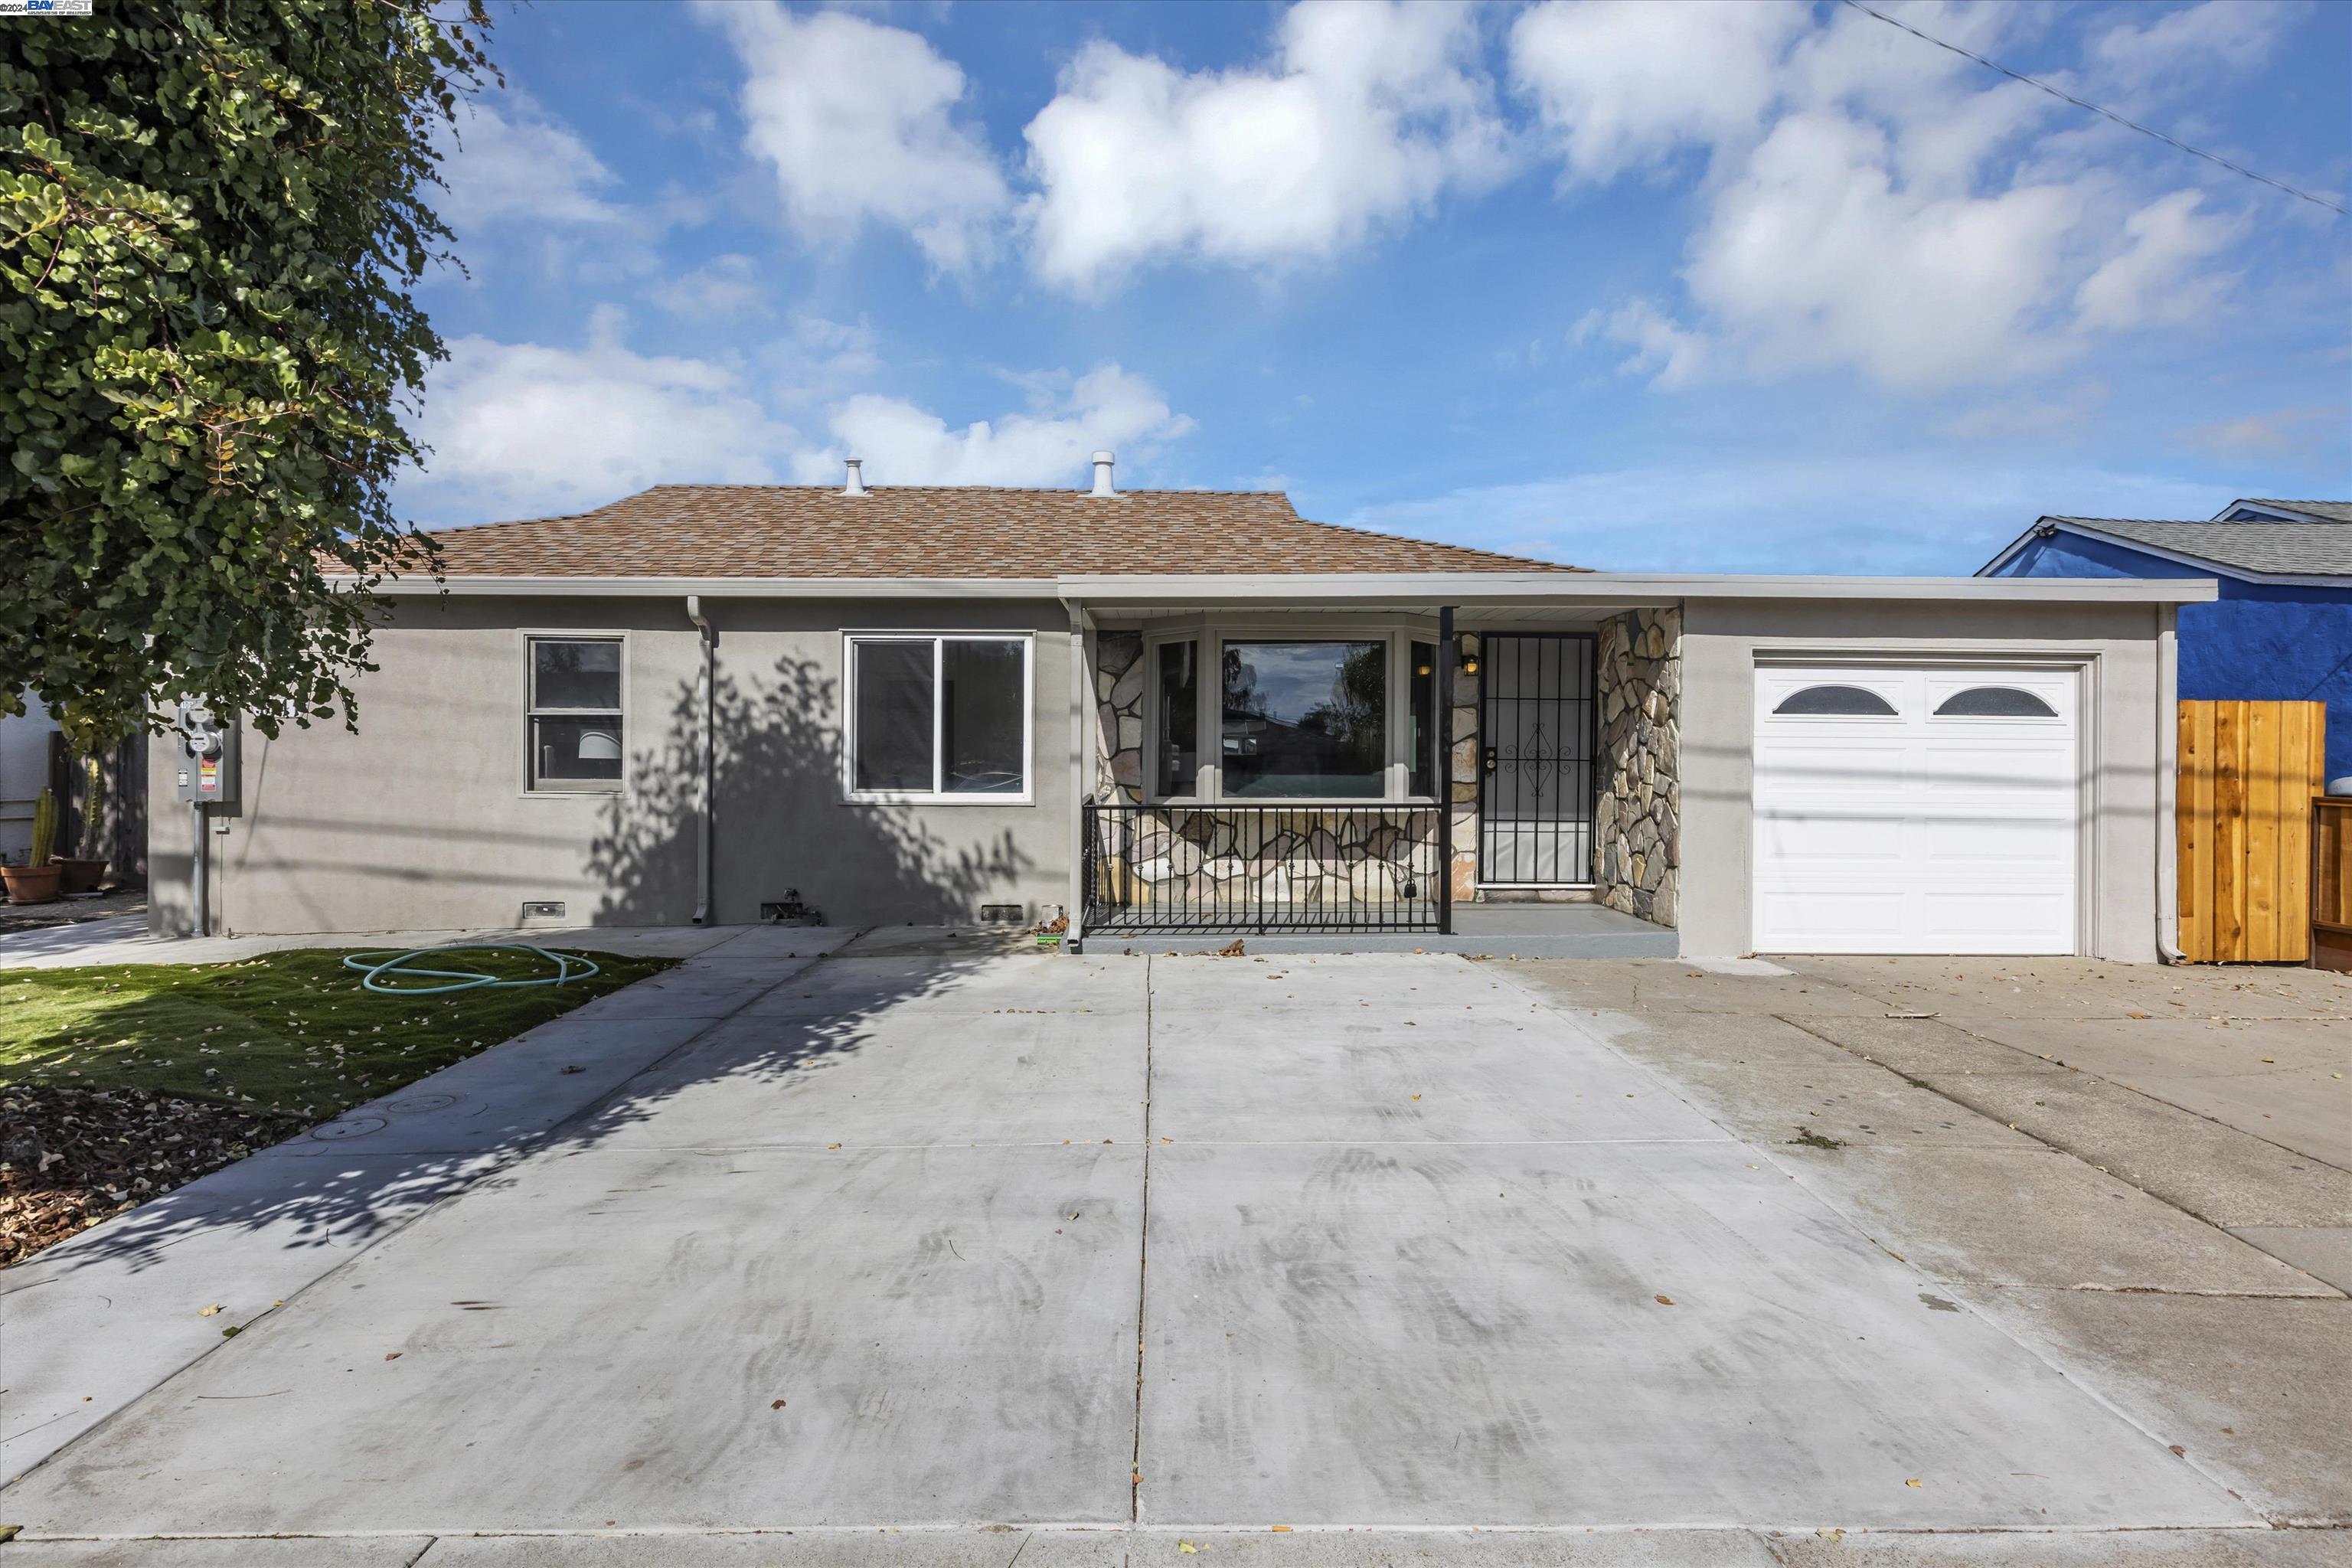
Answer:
[[150, 596, 1076, 935], [1674, 597, 2169, 962]]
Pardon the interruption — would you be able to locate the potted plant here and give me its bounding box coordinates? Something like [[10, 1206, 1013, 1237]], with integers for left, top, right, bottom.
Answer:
[[2, 789, 61, 905], [52, 756, 109, 893]]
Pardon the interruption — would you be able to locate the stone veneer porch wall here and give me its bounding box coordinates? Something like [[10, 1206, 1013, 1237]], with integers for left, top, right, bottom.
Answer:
[[1593, 607, 1681, 926], [1095, 630, 1145, 803]]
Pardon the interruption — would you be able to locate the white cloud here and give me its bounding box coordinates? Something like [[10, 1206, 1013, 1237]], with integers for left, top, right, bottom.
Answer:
[[1509, 0, 1804, 182], [658, 253, 770, 322], [795, 365, 1194, 486], [2075, 189, 2246, 331], [1510, 0, 2262, 392], [1021, 2, 1508, 290], [407, 308, 795, 520], [403, 317, 1194, 522], [706, 2, 1009, 272], [2089, 0, 2287, 100], [1573, 299, 1707, 387], [434, 96, 623, 231]]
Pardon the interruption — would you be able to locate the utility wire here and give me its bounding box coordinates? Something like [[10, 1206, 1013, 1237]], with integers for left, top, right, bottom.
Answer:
[[1838, 0, 2347, 219]]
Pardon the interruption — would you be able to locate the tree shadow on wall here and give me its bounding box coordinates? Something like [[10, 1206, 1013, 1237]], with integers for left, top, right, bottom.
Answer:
[[586, 654, 1033, 927]]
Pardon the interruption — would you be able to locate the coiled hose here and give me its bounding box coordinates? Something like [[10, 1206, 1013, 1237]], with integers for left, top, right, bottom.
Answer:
[[341, 943, 599, 995]]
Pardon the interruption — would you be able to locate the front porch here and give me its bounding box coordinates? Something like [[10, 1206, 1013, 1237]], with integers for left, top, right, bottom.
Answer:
[[1068, 600, 1684, 949]]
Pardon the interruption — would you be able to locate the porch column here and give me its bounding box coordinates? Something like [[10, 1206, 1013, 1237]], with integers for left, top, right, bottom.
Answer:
[[1067, 601, 1088, 949], [1438, 605, 1455, 936]]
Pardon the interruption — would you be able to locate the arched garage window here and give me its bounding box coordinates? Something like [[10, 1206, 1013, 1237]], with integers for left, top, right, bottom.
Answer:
[[1934, 687, 2056, 718], [1773, 684, 1896, 716]]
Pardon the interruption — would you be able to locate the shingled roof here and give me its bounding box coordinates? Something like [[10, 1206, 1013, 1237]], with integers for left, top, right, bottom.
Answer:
[[2229, 499, 2352, 524], [2044, 518, 2352, 578], [406, 485, 1579, 579]]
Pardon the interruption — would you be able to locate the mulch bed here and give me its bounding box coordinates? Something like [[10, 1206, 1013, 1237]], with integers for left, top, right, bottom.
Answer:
[[0, 1086, 300, 1268]]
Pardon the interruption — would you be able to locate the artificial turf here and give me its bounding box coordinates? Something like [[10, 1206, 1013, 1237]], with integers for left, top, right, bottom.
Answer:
[[0, 946, 677, 1121]]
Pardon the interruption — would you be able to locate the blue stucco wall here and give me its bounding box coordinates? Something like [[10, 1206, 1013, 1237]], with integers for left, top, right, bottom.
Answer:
[[1991, 530, 2352, 781]]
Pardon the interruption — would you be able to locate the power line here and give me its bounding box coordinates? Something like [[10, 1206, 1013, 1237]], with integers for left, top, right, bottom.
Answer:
[[1838, 0, 2347, 219]]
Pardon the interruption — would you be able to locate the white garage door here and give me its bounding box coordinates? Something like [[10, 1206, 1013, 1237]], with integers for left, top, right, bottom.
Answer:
[[1753, 665, 2079, 955]]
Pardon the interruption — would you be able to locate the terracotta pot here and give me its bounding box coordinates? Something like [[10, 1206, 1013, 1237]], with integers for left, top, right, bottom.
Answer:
[[53, 856, 107, 894], [2, 864, 62, 905]]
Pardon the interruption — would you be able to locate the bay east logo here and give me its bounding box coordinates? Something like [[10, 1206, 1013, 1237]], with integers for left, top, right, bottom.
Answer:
[[1, 0, 97, 13]]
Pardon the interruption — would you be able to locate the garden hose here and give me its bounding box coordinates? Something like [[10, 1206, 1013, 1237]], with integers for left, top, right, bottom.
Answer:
[[340, 943, 599, 995]]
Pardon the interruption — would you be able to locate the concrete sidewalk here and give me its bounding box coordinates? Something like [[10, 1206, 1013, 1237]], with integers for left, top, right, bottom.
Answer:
[[5, 948, 2290, 1562]]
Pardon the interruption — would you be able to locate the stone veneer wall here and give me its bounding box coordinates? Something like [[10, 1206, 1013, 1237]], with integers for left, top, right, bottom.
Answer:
[[1593, 607, 1681, 926], [1449, 630, 1482, 902], [1094, 630, 1145, 803]]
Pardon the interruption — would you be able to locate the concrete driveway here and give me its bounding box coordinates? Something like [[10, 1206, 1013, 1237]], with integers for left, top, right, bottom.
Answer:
[[4, 937, 2341, 1566]]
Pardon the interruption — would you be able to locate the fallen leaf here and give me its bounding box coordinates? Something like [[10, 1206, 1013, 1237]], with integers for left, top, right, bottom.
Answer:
[[1270, 1525, 1291, 1533], [2127, 1011, 2151, 1020], [1655, 1294, 1675, 1305], [1410, 1093, 1421, 1101], [2169, 1445, 2187, 1458], [772, 1399, 787, 1410], [1179, 1544, 1199, 1555], [826, 1142, 842, 1151], [384, 1352, 401, 1361], [198, 1304, 222, 1317], [1905, 1478, 1923, 1488]]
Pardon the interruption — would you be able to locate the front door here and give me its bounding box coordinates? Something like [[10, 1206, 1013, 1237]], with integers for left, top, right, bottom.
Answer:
[[1478, 632, 1596, 886]]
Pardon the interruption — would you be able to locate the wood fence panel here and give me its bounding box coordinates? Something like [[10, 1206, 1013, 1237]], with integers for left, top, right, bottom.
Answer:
[[2318, 798, 2352, 973], [2176, 700, 2325, 962]]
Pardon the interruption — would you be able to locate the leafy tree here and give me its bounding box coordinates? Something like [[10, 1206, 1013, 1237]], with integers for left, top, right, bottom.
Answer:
[[0, 0, 492, 750]]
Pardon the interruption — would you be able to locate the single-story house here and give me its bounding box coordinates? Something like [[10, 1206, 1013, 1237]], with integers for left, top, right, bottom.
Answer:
[[1979, 498, 2351, 786], [152, 454, 2214, 959]]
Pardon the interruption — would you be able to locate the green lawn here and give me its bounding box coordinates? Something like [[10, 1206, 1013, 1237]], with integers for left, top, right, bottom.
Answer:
[[0, 947, 677, 1120]]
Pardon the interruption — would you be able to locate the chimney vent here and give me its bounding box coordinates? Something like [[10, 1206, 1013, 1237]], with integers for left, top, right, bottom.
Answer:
[[841, 458, 867, 497], [1089, 450, 1116, 498]]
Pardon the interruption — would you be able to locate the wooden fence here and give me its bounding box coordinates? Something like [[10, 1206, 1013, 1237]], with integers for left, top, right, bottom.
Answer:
[[2317, 798, 2352, 973], [2176, 700, 2325, 963]]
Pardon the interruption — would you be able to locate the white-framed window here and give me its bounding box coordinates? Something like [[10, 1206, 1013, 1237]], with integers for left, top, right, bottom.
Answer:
[[844, 633, 1034, 803], [524, 634, 626, 794], [1140, 622, 1442, 805]]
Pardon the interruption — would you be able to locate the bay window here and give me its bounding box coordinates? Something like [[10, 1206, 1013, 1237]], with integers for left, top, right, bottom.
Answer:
[[847, 635, 1031, 801]]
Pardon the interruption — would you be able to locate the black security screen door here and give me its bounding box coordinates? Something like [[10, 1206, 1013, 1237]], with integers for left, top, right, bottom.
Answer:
[[1478, 632, 1596, 885]]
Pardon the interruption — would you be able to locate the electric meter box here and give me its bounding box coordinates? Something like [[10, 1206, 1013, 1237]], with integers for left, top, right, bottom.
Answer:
[[173, 704, 240, 805]]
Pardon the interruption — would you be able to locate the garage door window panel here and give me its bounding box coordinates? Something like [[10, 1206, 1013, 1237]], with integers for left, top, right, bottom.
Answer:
[[1934, 686, 2060, 718], [1772, 684, 1898, 717]]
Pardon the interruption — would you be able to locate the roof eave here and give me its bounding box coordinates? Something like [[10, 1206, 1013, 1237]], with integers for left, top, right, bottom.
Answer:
[[349, 570, 2220, 606]]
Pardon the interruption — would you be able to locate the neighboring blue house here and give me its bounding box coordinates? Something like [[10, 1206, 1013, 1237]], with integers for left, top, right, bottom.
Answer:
[[1981, 498, 2352, 786]]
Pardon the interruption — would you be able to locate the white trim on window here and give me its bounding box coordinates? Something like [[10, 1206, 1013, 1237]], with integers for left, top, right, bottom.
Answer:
[[841, 632, 1036, 806], [519, 630, 629, 798], [1139, 618, 1443, 807]]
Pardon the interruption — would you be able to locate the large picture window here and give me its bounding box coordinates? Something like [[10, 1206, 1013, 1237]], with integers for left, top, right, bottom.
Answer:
[[848, 635, 1031, 800], [526, 636, 624, 792], [1220, 640, 1387, 799]]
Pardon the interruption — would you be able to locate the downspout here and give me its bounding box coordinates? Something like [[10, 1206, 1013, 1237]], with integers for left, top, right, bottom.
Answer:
[[2154, 602, 2185, 963], [1063, 598, 1088, 953], [686, 596, 715, 926]]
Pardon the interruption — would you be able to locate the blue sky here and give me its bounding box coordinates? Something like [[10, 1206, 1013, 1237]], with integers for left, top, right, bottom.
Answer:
[[397, 0, 2351, 573]]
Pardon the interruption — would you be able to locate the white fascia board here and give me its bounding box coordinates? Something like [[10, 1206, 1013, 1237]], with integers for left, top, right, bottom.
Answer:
[[362, 575, 1063, 599], [2037, 522, 2346, 590], [1054, 572, 2220, 605], [353, 570, 2220, 605]]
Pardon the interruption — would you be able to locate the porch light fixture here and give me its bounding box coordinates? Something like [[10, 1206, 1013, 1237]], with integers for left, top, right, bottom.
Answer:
[[1459, 648, 1481, 678], [1414, 654, 1434, 677]]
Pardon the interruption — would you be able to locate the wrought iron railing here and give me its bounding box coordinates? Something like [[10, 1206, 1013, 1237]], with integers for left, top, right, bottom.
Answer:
[[1083, 802, 1442, 934]]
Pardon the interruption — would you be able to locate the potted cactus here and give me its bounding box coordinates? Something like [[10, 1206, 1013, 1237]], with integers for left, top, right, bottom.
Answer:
[[3, 788, 61, 904], [53, 755, 109, 893]]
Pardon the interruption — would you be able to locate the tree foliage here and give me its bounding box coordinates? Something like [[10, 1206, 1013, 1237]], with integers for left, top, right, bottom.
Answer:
[[0, 0, 491, 749]]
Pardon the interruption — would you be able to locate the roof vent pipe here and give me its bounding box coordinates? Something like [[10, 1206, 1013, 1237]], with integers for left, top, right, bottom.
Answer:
[[841, 457, 867, 497], [1089, 450, 1116, 498]]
